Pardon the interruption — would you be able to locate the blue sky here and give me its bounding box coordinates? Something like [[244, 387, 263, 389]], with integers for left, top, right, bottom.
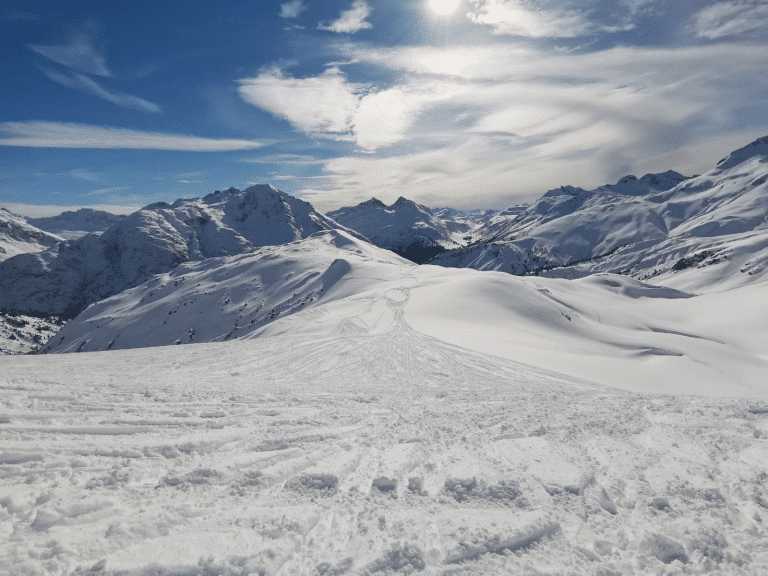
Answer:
[[1, 0, 767, 213]]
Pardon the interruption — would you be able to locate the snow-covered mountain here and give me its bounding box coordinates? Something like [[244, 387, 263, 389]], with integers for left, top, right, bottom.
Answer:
[[43, 225, 768, 401], [327, 197, 467, 263], [431, 137, 768, 291], [4, 139, 768, 576], [28, 208, 129, 240], [0, 185, 355, 318], [45, 230, 409, 353], [0, 208, 63, 262]]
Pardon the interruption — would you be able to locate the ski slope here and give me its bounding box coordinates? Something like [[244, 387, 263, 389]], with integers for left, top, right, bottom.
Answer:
[[2, 290, 767, 575]]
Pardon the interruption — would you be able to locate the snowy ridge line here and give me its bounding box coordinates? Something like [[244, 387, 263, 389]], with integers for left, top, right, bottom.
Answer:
[[0, 184, 359, 321], [428, 135, 768, 291]]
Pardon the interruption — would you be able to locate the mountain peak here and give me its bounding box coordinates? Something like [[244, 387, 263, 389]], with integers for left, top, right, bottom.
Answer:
[[716, 135, 768, 171], [243, 184, 281, 196]]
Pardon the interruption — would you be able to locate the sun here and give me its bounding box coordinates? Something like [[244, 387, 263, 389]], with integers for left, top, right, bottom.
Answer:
[[429, 0, 460, 16]]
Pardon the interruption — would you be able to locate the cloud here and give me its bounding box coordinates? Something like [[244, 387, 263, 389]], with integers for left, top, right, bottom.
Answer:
[[466, 0, 593, 37], [238, 66, 449, 150], [318, 0, 372, 34], [690, 1, 768, 39], [238, 66, 364, 136], [69, 168, 99, 181], [0, 122, 264, 151], [280, 0, 308, 18], [289, 42, 768, 209], [465, 0, 647, 37], [29, 35, 111, 77], [39, 67, 161, 113]]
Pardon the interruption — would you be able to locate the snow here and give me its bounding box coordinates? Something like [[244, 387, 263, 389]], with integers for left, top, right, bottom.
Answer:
[[0, 208, 62, 263], [431, 140, 768, 291], [0, 185, 356, 319], [28, 209, 128, 240], [1, 138, 767, 575], [2, 293, 767, 574], [327, 198, 468, 262]]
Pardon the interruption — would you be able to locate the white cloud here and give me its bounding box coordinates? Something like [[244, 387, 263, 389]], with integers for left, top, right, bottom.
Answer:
[[238, 67, 363, 135], [40, 67, 161, 113], [280, 0, 307, 18], [0, 122, 264, 151], [293, 42, 768, 210], [238, 66, 454, 151], [29, 35, 111, 77], [466, 0, 594, 37], [690, 1, 768, 39], [318, 0, 372, 34]]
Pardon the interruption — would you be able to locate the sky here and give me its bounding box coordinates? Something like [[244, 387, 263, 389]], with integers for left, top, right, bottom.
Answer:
[[1, 0, 767, 213]]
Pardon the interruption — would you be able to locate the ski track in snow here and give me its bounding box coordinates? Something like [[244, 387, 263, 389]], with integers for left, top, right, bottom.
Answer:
[[2, 293, 768, 576]]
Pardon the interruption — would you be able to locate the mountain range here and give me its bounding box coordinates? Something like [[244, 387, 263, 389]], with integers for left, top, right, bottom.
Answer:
[[0, 184, 354, 319], [1, 136, 767, 355]]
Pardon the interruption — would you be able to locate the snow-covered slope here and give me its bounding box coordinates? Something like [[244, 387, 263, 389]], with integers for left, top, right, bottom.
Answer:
[[432, 137, 768, 292], [46, 230, 409, 353], [45, 229, 768, 398], [432, 170, 690, 274], [2, 272, 767, 575], [28, 208, 129, 240], [327, 197, 465, 263], [0, 185, 355, 318], [0, 312, 64, 355], [0, 208, 62, 262]]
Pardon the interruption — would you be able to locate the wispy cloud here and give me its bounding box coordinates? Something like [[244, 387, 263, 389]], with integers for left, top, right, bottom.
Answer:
[[80, 186, 131, 197], [690, 1, 768, 39], [69, 168, 99, 181], [465, 0, 649, 38], [466, 0, 594, 37], [239, 154, 327, 165], [33, 168, 100, 181], [29, 35, 111, 77], [39, 67, 161, 113], [280, 0, 308, 18], [0, 122, 264, 151], [268, 42, 768, 209], [318, 0, 372, 34]]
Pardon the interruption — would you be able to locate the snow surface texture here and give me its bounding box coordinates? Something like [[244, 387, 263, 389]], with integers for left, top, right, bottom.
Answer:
[[28, 209, 128, 240], [46, 231, 768, 398], [2, 304, 768, 575], [0, 185, 355, 319], [327, 198, 468, 263], [0, 208, 62, 263], [431, 138, 768, 292]]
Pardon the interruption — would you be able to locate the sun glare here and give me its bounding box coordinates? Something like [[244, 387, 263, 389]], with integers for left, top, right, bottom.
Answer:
[[429, 0, 460, 16]]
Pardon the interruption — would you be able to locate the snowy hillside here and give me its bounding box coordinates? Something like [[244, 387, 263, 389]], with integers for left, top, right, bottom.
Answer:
[[0, 207, 62, 262], [431, 138, 768, 292], [2, 274, 768, 574], [0, 185, 354, 319], [28, 208, 129, 240], [327, 197, 466, 263], [44, 229, 768, 398], [45, 231, 409, 353]]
